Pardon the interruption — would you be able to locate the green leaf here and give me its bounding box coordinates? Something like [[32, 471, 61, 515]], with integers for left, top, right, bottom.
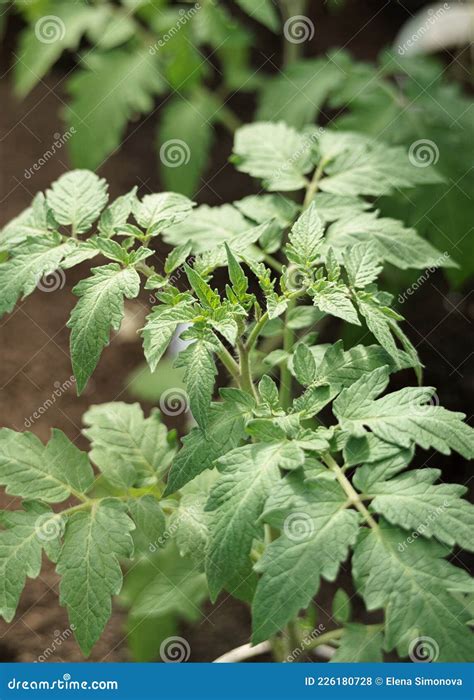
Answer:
[[133, 192, 194, 234], [185, 264, 220, 309], [142, 302, 196, 372], [293, 343, 316, 386], [0, 193, 55, 252], [163, 204, 248, 251], [344, 243, 383, 288], [232, 122, 314, 191], [83, 402, 175, 489], [158, 92, 218, 196], [334, 367, 474, 458], [328, 212, 453, 271], [319, 137, 443, 197], [66, 49, 164, 169], [332, 588, 351, 624], [14, 4, 100, 96], [311, 281, 360, 325], [0, 502, 61, 622], [0, 428, 93, 503], [252, 478, 360, 643], [353, 520, 474, 661], [310, 193, 370, 222], [331, 624, 383, 662], [0, 234, 74, 317], [257, 59, 342, 127], [310, 341, 397, 389], [355, 294, 410, 366], [369, 469, 474, 551], [57, 499, 135, 655], [287, 203, 324, 265], [205, 443, 282, 600], [126, 543, 207, 620], [235, 0, 280, 31], [175, 336, 218, 428], [164, 241, 192, 275], [164, 396, 252, 496], [225, 244, 249, 298], [98, 187, 138, 237], [46, 171, 108, 234], [128, 495, 166, 553], [234, 194, 298, 229], [68, 264, 140, 393]]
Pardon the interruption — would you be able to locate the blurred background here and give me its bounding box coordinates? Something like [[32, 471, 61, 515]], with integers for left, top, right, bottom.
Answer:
[[0, 0, 472, 662]]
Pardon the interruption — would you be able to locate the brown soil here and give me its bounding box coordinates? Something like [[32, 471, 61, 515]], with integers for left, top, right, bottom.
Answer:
[[0, 0, 472, 663]]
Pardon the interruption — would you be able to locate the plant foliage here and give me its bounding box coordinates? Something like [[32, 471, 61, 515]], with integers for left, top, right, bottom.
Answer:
[[0, 123, 472, 661]]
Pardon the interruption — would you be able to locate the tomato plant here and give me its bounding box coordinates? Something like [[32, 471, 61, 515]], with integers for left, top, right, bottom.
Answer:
[[0, 122, 472, 662]]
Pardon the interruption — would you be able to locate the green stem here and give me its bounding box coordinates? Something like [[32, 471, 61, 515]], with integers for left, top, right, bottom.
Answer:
[[246, 311, 269, 352], [322, 453, 379, 530], [305, 627, 345, 651], [303, 157, 327, 209], [279, 299, 296, 409], [216, 343, 240, 382], [238, 341, 258, 400]]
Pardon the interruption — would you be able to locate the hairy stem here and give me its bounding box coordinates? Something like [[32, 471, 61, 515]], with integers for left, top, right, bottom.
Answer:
[[216, 344, 241, 382], [238, 341, 258, 399], [322, 453, 379, 530], [279, 300, 296, 409]]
